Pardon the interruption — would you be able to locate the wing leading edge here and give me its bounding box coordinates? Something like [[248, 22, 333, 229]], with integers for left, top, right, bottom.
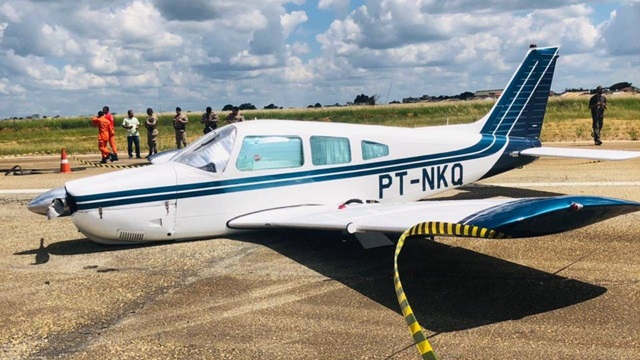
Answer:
[[228, 196, 640, 240], [519, 147, 640, 161]]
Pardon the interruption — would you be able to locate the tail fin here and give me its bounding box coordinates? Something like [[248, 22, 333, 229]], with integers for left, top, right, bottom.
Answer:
[[477, 46, 559, 139]]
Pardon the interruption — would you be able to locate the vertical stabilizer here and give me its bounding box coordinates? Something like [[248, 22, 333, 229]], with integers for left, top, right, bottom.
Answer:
[[477, 46, 559, 139]]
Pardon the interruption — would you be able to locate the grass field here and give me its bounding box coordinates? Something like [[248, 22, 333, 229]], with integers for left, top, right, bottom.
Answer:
[[1, 97, 639, 156]]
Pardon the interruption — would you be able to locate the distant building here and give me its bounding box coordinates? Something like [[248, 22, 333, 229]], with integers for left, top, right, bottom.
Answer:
[[402, 95, 434, 104], [402, 97, 421, 104], [474, 89, 503, 98]]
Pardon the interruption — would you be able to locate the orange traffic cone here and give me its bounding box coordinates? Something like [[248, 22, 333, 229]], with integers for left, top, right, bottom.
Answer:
[[59, 148, 72, 174]]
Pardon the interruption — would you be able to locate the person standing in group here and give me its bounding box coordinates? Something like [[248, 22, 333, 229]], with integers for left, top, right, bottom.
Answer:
[[102, 105, 119, 161], [145, 107, 159, 158], [173, 107, 189, 149], [226, 106, 245, 124], [122, 110, 141, 159], [589, 86, 607, 146], [201, 106, 219, 134], [91, 110, 112, 163]]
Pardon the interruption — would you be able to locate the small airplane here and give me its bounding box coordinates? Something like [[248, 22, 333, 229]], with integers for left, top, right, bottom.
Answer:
[[29, 46, 640, 246]]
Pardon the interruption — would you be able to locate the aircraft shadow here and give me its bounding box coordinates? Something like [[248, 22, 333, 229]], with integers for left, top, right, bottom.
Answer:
[[13, 238, 169, 263], [15, 229, 606, 332], [438, 184, 564, 200], [237, 229, 606, 333]]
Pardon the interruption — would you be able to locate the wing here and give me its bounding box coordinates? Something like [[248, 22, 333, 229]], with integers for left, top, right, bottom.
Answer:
[[519, 147, 640, 160], [228, 195, 640, 242]]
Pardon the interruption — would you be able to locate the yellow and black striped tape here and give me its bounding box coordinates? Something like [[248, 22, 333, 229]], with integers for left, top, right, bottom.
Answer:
[[394, 221, 508, 360], [72, 155, 150, 169]]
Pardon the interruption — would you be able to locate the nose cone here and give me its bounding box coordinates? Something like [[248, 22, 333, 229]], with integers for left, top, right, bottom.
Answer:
[[28, 186, 67, 216]]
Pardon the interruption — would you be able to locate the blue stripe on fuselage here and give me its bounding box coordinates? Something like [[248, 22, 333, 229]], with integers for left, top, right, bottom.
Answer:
[[75, 135, 508, 210], [481, 137, 541, 179]]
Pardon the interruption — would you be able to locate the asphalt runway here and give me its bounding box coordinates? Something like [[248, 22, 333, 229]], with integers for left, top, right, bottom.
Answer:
[[1, 142, 639, 359]]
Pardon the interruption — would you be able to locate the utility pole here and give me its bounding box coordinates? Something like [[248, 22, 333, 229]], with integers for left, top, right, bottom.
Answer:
[[385, 82, 393, 104], [156, 67, 161, 114]]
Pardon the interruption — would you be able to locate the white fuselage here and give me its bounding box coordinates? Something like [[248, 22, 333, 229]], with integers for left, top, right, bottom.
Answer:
[[65, 120, 511, 244]]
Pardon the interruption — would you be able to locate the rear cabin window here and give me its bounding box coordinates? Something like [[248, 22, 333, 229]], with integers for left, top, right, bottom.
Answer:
[[236, 136, 303, 171], [361, 140, 389, 160], [310, 136, 351, 165]]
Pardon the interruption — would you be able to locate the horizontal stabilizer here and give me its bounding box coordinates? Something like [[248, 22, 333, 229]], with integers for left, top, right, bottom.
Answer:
[[519, 147, 640, 160]]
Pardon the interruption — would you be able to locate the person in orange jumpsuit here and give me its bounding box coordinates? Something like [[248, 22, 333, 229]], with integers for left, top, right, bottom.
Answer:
[[92, 111, 114, 163], [102, 105, 119, 161]]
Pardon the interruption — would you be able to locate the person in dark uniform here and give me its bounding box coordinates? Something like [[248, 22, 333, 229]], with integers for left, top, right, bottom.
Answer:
[[145, 108, 159, 158], [226, 106, 245, 124], [201, 106, 219, 134], [173, 107, 189, 149], [589, 86, 607, 146]]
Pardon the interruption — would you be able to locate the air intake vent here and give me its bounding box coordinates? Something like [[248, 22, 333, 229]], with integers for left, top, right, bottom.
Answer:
[[118, 231, 145, 242]]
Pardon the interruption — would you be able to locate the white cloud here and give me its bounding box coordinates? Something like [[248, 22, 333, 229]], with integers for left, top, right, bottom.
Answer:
[[229, 51, 279, 68], [119, 70, 159, 88], [602, 2, 640, 55], [319, 0, 350, 15], [289, 41, 311, 55], [40, 24, 82, 57], [0, 3, 20, 22], [44, 65, 117, 90], [0, 77, 25, 95], [115, 1, 184, 49], [0, 0, 637, 119], [281, 11, 308, 38], [284, 56, 314, 82], [72, 1, 183, 51], [85, 41, 119, 74]]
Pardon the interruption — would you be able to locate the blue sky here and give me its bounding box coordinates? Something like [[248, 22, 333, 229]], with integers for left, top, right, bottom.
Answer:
[[0, 0, 638, 119], [285, 1, 354, 60]]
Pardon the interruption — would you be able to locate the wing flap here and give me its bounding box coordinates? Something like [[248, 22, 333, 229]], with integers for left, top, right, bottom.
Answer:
[[519, 147, 640, 160], [228, 196, 640, 239]]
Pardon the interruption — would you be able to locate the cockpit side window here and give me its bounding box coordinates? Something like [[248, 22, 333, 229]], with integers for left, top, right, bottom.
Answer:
[[175, 126, 237, 172], [236, 136, 303, 171], [310, 136, 351, 165], [361, 140, 389, 160]]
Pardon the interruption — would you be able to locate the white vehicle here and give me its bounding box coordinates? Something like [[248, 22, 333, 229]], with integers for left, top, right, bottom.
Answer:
[[29, 46, 640, 246]]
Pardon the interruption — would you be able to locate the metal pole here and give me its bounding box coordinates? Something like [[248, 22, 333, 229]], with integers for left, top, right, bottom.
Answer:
[[385, 82, 393, 104], [156, 67, 161, 114]]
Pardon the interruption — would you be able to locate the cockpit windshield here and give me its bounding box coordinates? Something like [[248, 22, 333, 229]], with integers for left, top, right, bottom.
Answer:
[[174, 125, 237, 172]]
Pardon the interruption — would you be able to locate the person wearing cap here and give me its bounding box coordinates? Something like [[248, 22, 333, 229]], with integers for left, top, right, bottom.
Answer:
[[226, 106, 245, 124], [588, 86, 607, 146], [145, 107, 159, 158], [173, 106, 189, 149], [201, 106, 219, 134]]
